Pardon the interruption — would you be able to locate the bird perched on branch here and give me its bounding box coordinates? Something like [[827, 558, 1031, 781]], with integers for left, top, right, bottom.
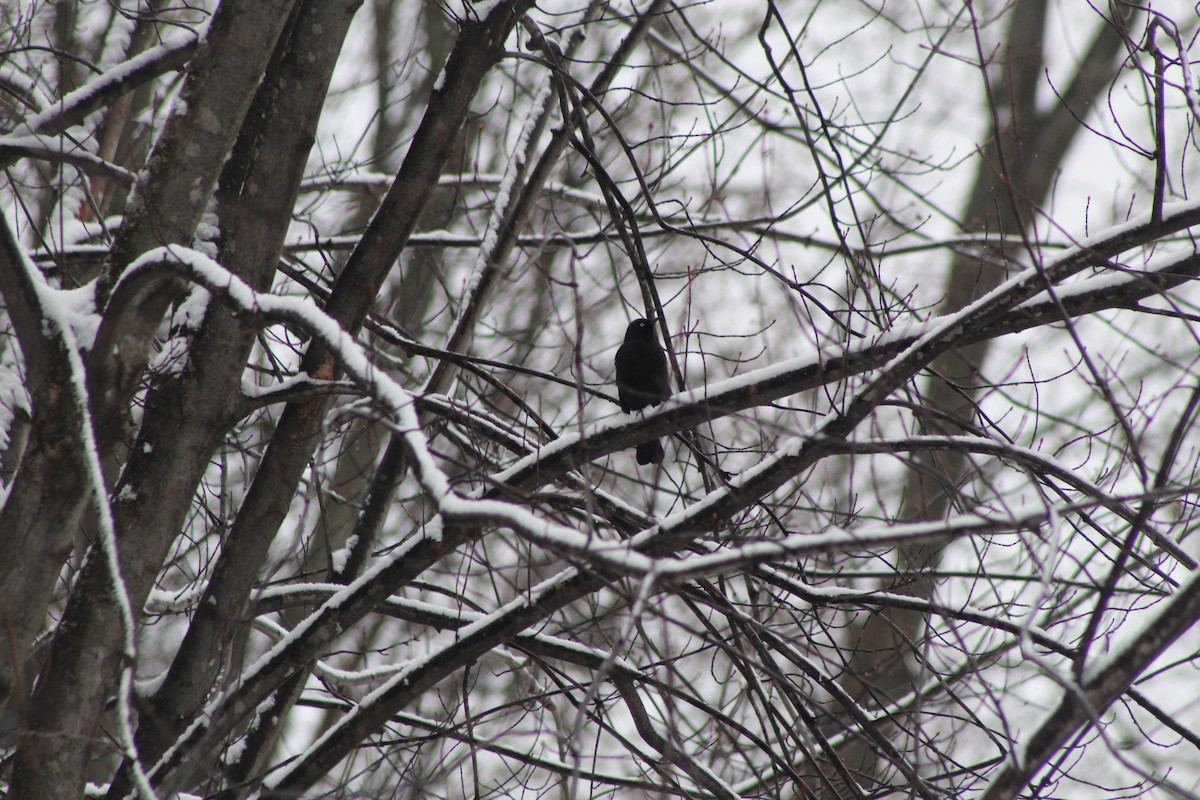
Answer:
[[615, 317, 670, 465]]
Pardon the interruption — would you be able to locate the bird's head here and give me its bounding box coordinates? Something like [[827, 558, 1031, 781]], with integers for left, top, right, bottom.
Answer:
[[624, 318, 658, 342]]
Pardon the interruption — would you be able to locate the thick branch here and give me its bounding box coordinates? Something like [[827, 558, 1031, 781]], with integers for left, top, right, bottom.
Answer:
[[88, 0, 297, 445], [981, 569, 1200, 800]]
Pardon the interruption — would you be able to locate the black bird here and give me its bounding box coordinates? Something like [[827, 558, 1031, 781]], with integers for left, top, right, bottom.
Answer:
[[615, 318, 670, 465]]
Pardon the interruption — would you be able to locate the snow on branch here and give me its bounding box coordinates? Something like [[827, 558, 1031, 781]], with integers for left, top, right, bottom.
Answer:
[[0, 135, 136, 184], [0, 33, 199, 152], [118, 245, 650, 576], [981, 568, 1200, 800], [0, 207, 151, 798]]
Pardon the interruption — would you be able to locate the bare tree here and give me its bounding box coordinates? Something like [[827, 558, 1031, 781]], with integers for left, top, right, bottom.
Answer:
[[2, 1, 1200, 798]]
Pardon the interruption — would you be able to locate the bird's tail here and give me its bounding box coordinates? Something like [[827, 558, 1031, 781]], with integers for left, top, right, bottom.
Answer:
[[636, 439, 664, 465]]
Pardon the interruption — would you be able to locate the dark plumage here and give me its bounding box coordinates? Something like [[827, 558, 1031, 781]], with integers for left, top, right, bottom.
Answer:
[[615, 318, 670, 465]]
